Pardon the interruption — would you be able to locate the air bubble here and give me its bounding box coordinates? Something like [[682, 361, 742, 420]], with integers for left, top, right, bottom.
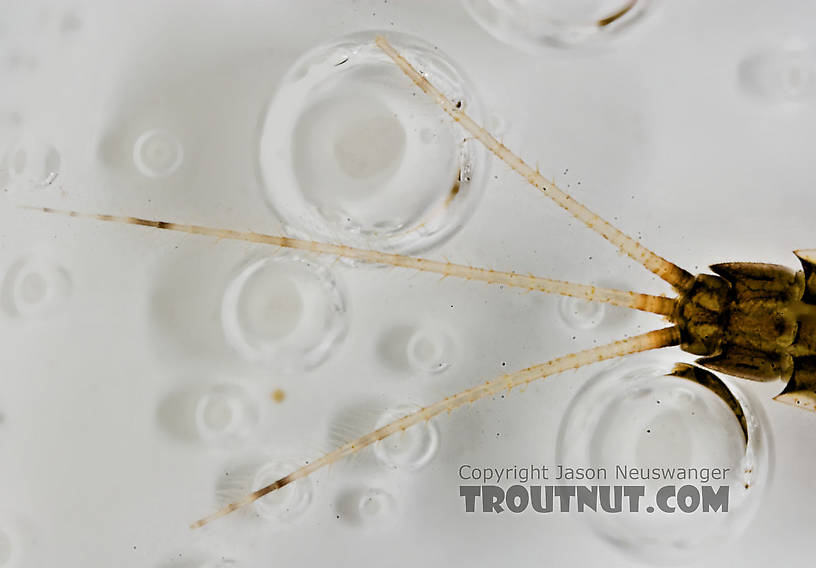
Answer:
[[357, 488, 397, 522], [221, 254, 347, 372], [4, 140, 60, 188], [258, 30, 487, 255], [739, 44, 816, 104], [462, 0, 649, 51], [559, 295, 605, 329], [374, 404, 439, 470], [132, 129, 184, 178], [1, 257, 71, 318], [557, 358, 770, 563], [405, 326, 455, 374], [193, 384, 258, 443], [251, 459, 313, 522]]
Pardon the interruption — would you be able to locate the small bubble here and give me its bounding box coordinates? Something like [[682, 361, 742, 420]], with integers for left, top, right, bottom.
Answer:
[[559, 295, 605, 330], [252, 459, 313, 522], [739, 44, 816, 103], [357, 488, 397, 523], [374, 404, 439, 470], [193, 384, 258, 443], [132, 129, 184, 178], [1, 257, 71, 318], [405, 326, 455, 374], [5, 140, 60, 188], [221, 254, 347, 372]]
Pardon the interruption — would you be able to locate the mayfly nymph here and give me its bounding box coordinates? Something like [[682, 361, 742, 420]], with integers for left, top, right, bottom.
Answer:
[[22, 35, 814, 529]]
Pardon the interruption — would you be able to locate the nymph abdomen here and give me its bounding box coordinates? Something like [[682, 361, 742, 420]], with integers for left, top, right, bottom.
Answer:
[[674, 250, 816, 409]]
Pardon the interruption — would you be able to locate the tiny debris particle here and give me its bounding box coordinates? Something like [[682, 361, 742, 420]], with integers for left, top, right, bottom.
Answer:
[[272, 389, 286, 403]]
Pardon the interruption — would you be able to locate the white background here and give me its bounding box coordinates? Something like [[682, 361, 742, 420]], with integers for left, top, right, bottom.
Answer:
[[1, 0, 814, 566]]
